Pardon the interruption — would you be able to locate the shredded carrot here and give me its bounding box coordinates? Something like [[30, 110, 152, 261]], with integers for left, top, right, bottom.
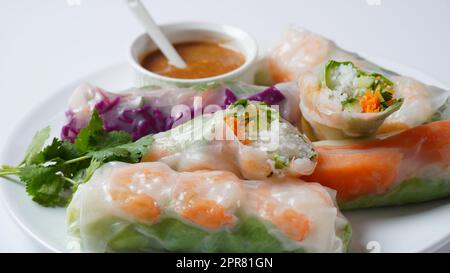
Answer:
[[224, 116, 239, 134], [386, 99, 397, 106], [224, 116, 252, 144], [360, 90, 381, 113]]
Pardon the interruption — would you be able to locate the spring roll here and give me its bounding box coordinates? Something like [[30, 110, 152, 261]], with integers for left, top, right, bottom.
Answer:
[[267, 27, 450, 135], [61, 81, 301, 142], [303, 120, 450, 209], [299, 60, 403, 140], [142, 100, 317, 180], [67, 161, 350, 253]]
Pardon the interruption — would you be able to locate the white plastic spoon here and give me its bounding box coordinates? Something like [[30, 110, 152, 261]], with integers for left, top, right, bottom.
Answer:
[[125, 0, 187, 68]]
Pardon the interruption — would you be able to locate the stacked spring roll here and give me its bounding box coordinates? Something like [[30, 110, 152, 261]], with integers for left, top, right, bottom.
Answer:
[[67, 161, 351, 253], [304, 120, 450, 209], [61, 81, 301, 142], [267, 27, 450, 137]]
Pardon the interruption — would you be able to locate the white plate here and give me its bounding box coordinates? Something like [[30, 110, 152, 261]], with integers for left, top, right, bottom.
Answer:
[[1, 61, 449, 253]]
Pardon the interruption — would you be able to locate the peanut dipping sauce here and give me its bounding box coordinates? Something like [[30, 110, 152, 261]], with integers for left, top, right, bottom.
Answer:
[[140, 41, 245, 79]]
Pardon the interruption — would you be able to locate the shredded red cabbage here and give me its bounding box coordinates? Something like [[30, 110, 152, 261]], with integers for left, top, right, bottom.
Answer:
[[61, 111, 80, 143], [222, 88, 238, 108], [247, 86, 285, 105]]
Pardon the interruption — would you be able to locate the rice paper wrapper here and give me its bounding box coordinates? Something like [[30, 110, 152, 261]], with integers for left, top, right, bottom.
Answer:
[[67, 162, 351, 253], [378, 77, 450, 134]]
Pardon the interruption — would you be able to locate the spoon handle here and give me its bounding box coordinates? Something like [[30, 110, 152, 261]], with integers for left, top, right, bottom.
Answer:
[[126, 0, 187, 68]]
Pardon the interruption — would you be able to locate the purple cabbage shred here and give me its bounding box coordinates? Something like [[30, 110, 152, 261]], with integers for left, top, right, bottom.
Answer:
[[222, 88, 238, 108], [247, 86, 285, 105], [61, 85, 286, 142]]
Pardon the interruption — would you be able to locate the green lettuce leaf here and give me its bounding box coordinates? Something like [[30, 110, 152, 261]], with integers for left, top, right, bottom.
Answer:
[[340, 177, 450, 210], [69, 211, 352, 253]]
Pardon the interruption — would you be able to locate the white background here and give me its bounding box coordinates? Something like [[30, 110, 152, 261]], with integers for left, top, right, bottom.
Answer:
[[0, 0, 449, 252]]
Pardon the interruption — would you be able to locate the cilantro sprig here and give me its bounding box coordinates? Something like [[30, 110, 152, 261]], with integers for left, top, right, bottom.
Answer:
[[0, 110, 154, 207]]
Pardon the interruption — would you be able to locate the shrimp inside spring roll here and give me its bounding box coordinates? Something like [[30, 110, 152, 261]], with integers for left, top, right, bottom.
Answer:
[[67, 161, 350, 253], [142, 100, 317, 179]]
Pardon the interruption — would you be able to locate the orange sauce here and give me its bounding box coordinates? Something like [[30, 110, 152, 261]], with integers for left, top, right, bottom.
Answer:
[[140, 41, 245, 79]]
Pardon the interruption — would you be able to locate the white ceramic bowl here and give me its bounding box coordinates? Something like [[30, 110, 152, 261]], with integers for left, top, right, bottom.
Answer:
[[129, 22, 258, 87]]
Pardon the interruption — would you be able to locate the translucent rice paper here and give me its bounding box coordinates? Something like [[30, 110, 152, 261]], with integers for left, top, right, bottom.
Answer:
[[61, 81, 302, 142], [304, 120, 450, 209], [268, 27, 450, 136], [142, 102, 317, 180], [377, 77, 450, 134], [67, 162, 350, 253], [298, 71, 402, 140]]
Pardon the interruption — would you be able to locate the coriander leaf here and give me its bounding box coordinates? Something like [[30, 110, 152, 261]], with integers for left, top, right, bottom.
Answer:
[[22, 126, 50, 165], [118, 134, 154, 161], [81, 158, 102, 184], [33, 138, 79, 164], [74, 109, 132, 153], [71, 158, 102, 194], [2, 110, 155, 208], [87, 131, 132, 151], [74, 109, 103, 153], [20, 164, 72, 207], [88, 147, 131, 163], [88, 134, 154, 163]]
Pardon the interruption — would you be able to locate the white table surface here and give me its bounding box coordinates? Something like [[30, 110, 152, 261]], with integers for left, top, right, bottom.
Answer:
[[0, 0, 449, 253]]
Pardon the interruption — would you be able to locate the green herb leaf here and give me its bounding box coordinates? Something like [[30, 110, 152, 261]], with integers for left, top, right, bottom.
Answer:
[[33, 138, 80, 164], [74, 109, 104, 153], [22, 126, 51, 165], [79, 158, 102, 185], [371, 73, 394, 87], [20, 164, 73, 207], [273, 154, 288, 169], [74, 110, 133, 154], [1, 110, 155, 207], [230, 99, 249, 108], [88, 134, 154, 163]]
